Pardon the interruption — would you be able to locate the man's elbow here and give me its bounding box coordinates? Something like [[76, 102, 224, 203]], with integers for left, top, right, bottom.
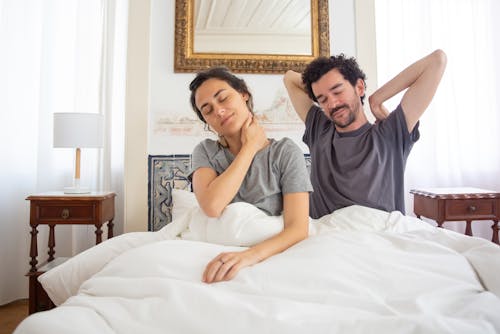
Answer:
[[283, 70, 298, 87], [432, 49, 447, 70]]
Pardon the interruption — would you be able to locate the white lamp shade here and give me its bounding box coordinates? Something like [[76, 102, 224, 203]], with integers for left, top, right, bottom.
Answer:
[[53, 112, 104, 148]]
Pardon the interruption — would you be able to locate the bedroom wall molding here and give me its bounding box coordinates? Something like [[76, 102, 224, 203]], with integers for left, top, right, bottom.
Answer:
[[124, 0, 150, 232]]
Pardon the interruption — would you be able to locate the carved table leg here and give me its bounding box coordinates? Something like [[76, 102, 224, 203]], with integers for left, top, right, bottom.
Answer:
[[95, 225, 103, 244], [107, 219, 114, 239], [48, 224, 55, 261], [29, 225, 39, 272], [465, 220, 473, 237], [492, 220, 499, 245], [436, 220, 444, 228]]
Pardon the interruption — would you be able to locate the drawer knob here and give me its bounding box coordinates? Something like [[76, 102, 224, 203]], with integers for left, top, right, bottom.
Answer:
[[61, 209, 70, 219], [468, 205, 477, 212]]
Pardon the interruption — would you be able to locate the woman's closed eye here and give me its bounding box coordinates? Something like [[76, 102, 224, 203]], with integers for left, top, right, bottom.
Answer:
[[201, 106, 213, 115], [200, 94, 230, 116], [218, 95, 228, 103]]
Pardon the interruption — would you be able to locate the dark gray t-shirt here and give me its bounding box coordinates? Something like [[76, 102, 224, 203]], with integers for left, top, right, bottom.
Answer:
[[190, 137, 313, 216], [303, 104, 419, 218]]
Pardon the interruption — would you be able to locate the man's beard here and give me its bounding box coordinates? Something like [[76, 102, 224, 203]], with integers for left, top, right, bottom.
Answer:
[[329, 103, 357, 128]]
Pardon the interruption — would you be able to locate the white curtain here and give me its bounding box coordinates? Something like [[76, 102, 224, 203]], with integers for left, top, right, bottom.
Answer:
[[0, 0, 127, 305], [374, 0, 500, 239]]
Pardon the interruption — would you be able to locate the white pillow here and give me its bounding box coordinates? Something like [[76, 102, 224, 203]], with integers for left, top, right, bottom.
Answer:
[[171, 188, 198, 221]]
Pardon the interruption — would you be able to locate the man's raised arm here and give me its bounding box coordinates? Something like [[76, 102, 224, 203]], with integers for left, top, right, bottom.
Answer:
[[283, 70, 315, 123], [368, 49, 447, 132]]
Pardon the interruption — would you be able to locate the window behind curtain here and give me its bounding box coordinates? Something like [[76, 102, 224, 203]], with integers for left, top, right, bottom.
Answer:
[[0, 0, 127, 304], [374, 0, 500, 238]]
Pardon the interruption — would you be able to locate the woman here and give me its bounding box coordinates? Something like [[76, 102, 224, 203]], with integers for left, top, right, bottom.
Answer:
[[189, 67, 312, 283]]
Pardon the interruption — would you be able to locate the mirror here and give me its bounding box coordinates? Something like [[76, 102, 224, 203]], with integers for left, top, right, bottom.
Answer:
[[174, 0, 330, 74]]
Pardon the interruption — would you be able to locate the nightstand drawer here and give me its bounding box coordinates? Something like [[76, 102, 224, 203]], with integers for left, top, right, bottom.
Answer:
[[445, 199, 496, 220], [37, 204, 95, 222]]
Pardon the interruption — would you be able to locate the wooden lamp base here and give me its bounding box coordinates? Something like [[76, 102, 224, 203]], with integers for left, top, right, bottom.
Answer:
[[64, 147, 90, 194]]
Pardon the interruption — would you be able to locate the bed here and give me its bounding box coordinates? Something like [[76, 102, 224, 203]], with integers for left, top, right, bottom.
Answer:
[[14, 155, 500, 334]]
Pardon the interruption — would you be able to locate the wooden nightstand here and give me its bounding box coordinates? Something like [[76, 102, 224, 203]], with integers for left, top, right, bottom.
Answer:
[[410, 187, 500, 244], [25, 191, 116, 314]]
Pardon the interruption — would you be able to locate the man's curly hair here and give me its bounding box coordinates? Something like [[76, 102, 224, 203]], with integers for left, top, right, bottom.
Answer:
[[302, 54, 367, 105]]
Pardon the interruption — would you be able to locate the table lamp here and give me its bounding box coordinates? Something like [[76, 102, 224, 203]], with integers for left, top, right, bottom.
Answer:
[[53, 112, 104, 194]]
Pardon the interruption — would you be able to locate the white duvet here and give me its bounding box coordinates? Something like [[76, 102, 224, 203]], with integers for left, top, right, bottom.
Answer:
[[15, 202, 500, 334]]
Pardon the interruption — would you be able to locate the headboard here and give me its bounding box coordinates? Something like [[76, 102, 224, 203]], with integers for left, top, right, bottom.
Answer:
[[148, 154, 311, 231]]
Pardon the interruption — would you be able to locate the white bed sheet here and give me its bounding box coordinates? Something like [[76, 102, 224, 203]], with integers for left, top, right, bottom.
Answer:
[[15, 203, 500, 334]]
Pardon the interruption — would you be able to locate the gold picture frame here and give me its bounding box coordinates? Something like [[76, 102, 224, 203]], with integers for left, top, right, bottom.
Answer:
[[174, 0, 330, 74]]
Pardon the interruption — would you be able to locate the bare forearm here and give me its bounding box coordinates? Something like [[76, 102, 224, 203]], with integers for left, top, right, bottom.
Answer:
[[246, 219, 308, 263], [202, 221, 307, 283], [202, 192, 309, 283], [284, 70, 313, 122], [194, 145, 257, 217], [369, 49, 447, 131], [249, 192, 309, 262], [370, 50, 445, 105]]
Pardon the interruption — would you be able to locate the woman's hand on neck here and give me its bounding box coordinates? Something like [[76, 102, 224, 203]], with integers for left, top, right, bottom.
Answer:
[[223, 115, 269, 156], [240, 115, 269, 155]]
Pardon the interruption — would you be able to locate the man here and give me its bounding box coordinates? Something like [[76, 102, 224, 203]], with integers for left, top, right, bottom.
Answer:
[[283, 50, 447, 218]]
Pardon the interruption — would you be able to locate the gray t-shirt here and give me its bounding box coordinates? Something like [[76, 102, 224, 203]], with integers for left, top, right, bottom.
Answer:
[[303, 104, 419, 218], [190, 137, 313, 216]]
